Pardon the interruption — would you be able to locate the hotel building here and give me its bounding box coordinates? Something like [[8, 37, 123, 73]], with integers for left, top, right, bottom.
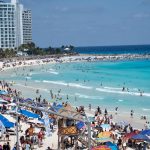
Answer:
[[0, 0, 32, 49]]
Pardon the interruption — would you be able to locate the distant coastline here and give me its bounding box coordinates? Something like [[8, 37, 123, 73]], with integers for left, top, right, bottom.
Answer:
[[0, 53, 150, 72]]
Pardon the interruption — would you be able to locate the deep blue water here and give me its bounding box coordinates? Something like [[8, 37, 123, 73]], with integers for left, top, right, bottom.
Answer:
[[74, 45, 150, 54]]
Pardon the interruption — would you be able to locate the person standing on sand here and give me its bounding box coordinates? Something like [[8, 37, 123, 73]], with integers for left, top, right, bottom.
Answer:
[[130, 110, 134, 118], [89, 104, 91, 111], [104, 108, 108, 115], [97, 106, 101, 114], [115, 107, 118, 115]]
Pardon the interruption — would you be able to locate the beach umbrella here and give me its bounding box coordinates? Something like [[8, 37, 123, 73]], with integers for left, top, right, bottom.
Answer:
[[76, 121, 85, 130], [91, 145, 111, 150], [106, 142, 118, 150], [7, 103, 16, 106], [24, 98, 33, 102], [132, 134, 150, 141], [0, 99, 8, 104], [98, 131, 112, 138], [1, 96, 11, 101], [100, 124, 111, 131], [19, 109, 39, 119], [141, 129, 150, 136], [123, 132, 138, 140], [0, 91, 8, 95], [27, 119, 43, 124], [95, 137, 113, 143]]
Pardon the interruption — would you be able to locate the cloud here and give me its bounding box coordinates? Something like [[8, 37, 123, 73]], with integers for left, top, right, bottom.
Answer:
[[55, 6, 69, 12]]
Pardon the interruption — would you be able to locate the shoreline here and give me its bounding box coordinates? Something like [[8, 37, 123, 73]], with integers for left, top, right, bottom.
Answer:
[[0, 53, 150, 72]]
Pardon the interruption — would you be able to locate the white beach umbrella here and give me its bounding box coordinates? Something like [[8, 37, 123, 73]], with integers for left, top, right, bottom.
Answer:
[[7, 103, 16, 106], [27, 119, 43, 124], [0, 99, 8, 104]]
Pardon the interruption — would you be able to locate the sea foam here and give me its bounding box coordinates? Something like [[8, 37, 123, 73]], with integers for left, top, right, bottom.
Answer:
[[75, 93, 103, 100], [96, 87, 150, 97], [42, 80, 93, 89]]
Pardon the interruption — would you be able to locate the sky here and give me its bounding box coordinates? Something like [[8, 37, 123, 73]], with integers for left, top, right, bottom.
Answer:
[[9, 0, 150, 47]]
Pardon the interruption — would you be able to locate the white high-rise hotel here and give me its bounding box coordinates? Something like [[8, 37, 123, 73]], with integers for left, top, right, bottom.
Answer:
[[0, 0, 32, 49]]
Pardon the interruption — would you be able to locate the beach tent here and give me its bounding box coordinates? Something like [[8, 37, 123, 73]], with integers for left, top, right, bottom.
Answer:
[[0, 114, 15, 128], [132, 134, 150, 141], [141, 129, 150, 136], [106, 142, 118, 150], [19, 109, 39, 119]]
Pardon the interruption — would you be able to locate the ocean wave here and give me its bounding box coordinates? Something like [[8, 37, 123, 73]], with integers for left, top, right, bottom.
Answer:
[[43, 80, 68, 86], [75, 93, 103, 100], [42, 80, 93, 89], [69, 83, 93, 89], [142, 108, 150, 111], [47, 71, 59, 75], [104, 86, 122, 90], [11, 74, 16, 77], [34, 80, 41, 83], [25, 77, 32, 79], [15, 83, 49, 92], [118, 99, 124, 102], [96, 87, 150, 97]]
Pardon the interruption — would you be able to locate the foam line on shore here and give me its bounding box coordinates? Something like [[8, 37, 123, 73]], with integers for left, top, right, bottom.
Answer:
[[47, 71, 59, 75], [75, 93, 104, 100], [43, 80, 68, 86], [96, 87, 150, 97], [42, 80, 93, 89], [15, 83, 49, 92]]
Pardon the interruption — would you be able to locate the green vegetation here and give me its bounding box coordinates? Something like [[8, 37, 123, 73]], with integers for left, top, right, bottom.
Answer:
[[0, 48, 16, 58], [0, 42, 75, 59]]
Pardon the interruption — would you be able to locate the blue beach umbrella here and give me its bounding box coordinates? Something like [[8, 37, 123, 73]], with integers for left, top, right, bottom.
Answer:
[[106, 142, 119, 150], [132, 134, 150, 141], [0, 114, 15, 128], [100, 124, 111, 131], [141, 129, 150, 136], [76, 121, 85, 130], [19, 109, 39, 119], [0, 90, 8, 95]]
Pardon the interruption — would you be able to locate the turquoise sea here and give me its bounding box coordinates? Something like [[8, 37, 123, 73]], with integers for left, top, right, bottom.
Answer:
[[1, 59, 150, 118]]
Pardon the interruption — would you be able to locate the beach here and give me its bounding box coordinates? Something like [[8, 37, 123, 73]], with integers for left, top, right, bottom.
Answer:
[[0, 54, 150, 149]]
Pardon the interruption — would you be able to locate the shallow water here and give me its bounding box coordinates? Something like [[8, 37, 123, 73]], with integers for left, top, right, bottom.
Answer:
[[1, 59, 150, 118]]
